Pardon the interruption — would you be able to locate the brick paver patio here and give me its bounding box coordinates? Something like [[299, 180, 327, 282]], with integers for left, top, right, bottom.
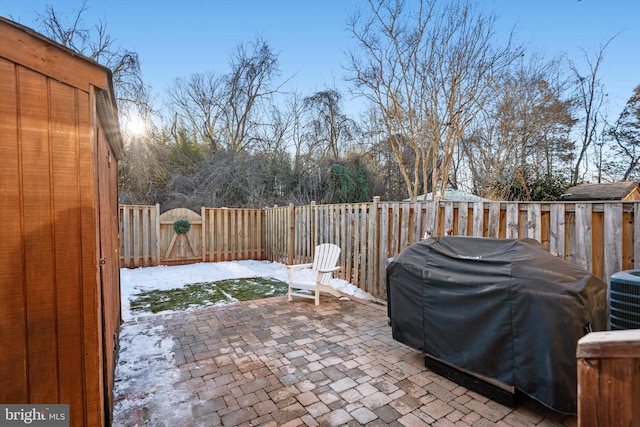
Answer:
[[113, 296, 577, 426]]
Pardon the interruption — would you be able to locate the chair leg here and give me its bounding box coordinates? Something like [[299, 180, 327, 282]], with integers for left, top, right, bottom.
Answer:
[[288, 286, 293, 302], [317, 283, 341, 299], [315, 288, 320, 306]]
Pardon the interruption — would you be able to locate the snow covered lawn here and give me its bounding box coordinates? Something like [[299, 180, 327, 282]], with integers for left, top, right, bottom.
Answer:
[[119, 260, 374, 321]]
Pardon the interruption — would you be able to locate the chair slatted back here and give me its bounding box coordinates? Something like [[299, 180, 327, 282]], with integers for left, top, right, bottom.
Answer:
[[312, 243, 341, 285]]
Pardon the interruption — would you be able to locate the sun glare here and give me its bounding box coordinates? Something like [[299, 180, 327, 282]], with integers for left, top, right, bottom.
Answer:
[[125, 116, 146, 137]]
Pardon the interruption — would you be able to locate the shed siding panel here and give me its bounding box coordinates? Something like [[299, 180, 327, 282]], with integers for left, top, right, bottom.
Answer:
[[50, 80, 85, 424], [0, 58, 29, 401], [79, 89, 103, 427], [18, 67, 59, 402]]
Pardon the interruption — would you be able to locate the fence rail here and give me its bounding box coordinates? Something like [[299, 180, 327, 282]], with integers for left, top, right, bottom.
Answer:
[[120, 199, 639, 300]]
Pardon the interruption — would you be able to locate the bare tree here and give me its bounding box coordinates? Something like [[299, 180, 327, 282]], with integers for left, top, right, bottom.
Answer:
[[223, 38, 282, 152], [347, 0, 430, 201], [36, 1, 150, 120], [302, 89, 359, 159], [166, 72, 225, 150], [460, 55, 575, 195], [568, 38, 614, 185], [283, 92, 307, 166], [347, 0, 521, 201], [255, 101, 297, 154], [606, 83, 640, 181], [165, 37, 283, 153]]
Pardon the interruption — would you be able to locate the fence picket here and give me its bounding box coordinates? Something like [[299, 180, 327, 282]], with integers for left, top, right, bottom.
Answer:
[[142, 207, 150, 266], [443, 201, 454, 234], [604, 203, 623, 282], [458, 202, 468, 237], [574, 204, 593, 272], [528, 203, 542, 242], [368, 199, 378, 295], [506, 203, 518, 239], [550, 204, 565, 257], [472, 202, 484, 237], [488, 202, 500, 237], [121, 206, 131, 266], [359, 204, 368, 292]]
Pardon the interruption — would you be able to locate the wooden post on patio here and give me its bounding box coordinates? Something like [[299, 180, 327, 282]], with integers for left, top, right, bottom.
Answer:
[[576, 329, 640, 426]]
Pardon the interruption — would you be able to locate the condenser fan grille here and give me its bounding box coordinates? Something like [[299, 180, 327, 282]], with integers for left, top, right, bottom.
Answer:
[[610, 270, 640, 330]]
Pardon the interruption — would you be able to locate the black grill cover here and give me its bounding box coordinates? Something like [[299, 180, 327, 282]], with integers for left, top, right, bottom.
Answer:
[[386, 236, 607, 414]]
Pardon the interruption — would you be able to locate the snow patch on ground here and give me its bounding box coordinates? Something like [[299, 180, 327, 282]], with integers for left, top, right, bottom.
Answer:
[[113, 260, 379, 424], [120, 260, 376, 321], [112, 322, 191, 426]]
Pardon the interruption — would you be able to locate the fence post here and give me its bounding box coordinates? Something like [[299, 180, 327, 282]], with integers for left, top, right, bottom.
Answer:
[[311, 201, 317, 250], [434, 196, 441, 237], [288, 203, 295, 265], [201, 206, 206, 262], [121, 206, 130, 267], [154, 203, 161, 265], [371, 196, 386, 299]]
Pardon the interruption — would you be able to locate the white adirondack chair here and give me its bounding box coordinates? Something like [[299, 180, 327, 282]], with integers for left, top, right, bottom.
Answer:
[[287, 243, 342, 306]]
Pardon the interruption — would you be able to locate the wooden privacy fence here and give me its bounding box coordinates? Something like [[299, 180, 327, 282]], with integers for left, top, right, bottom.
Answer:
[[119, 205, 263, 267], [264, 198, 639, 300], [121, 198, 639, 300]]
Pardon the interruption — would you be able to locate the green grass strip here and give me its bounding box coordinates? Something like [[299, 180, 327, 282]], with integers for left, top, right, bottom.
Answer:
[[130, 277, 288, 314]]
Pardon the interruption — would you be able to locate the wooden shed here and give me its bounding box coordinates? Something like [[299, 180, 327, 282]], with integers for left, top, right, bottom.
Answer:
[[561, 181, 640, 201], [0, 17, 123, 426]]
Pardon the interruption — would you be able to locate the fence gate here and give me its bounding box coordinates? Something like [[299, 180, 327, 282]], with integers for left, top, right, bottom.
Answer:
[[159, 208, 202, 265]]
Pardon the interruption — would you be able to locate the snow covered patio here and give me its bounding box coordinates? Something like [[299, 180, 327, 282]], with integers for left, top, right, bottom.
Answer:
[[112, 292, 577, 426]]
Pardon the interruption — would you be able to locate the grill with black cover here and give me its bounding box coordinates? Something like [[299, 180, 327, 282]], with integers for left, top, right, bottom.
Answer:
[[386, 236, 607, 414]]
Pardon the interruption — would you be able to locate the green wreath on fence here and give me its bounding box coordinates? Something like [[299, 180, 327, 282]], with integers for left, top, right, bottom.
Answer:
[[173, 218, 191, 234]]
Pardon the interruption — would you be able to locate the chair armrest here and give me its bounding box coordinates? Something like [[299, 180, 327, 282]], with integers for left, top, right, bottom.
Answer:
[[286, 263, 313, 270], [317, 266, 341, 273]]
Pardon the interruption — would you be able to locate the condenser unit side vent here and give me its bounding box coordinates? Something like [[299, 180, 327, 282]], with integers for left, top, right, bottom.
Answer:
[[609, 270, 640, 330]]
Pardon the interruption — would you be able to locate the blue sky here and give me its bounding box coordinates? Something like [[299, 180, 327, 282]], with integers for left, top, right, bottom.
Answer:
[[2, 0, 639, 119]]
